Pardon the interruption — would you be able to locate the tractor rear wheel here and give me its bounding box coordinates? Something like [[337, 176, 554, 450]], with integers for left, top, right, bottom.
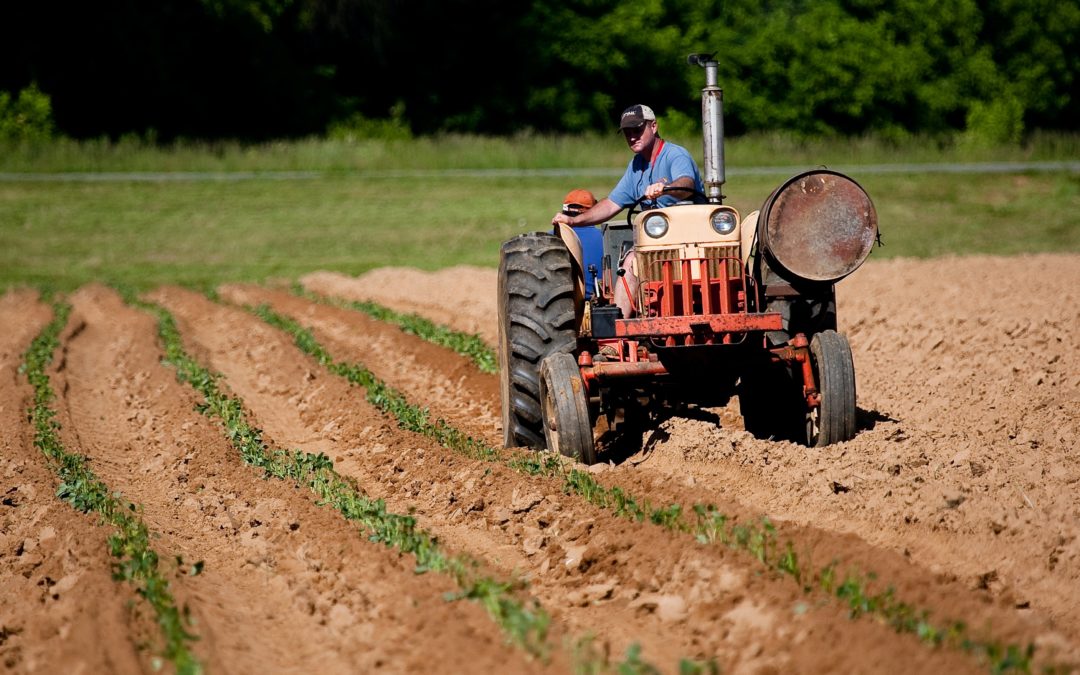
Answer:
[[498, 233, 578, 449], [539, 353, 596, 464], [807, 330, 857, 446]]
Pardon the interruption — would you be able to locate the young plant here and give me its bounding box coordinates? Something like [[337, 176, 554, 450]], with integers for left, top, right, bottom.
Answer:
[[135, 297, 564, 661], [292, 282, 498, 374], [23, 299, 202, 674]]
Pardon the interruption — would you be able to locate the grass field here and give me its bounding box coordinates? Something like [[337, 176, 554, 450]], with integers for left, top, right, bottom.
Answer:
[[1, 134, 1078, 291]]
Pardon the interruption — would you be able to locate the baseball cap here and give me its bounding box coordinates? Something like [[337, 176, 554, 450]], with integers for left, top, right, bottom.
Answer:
[[562, 189, 597, 215], [618, 104, 656, 130]]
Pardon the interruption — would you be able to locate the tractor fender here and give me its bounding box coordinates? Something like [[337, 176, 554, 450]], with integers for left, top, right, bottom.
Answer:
[[554, 223, 587, 325], [741, 210, 760, 269]]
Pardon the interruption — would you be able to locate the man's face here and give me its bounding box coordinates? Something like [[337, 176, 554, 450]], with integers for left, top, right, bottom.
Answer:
[[622, 120, 657, 155]]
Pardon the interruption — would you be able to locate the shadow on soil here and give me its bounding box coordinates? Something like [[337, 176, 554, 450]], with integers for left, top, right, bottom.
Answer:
[[596, 404, 899, 466], [856, 407, 898, 432]]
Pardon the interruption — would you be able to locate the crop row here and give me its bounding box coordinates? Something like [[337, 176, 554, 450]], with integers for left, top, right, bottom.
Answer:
[[127, 291, 724, 673], [16, 286, 1046, 673], [22, 300, 202, 674], [275, 287, 1044, 674], [292, 282, 498, 373]]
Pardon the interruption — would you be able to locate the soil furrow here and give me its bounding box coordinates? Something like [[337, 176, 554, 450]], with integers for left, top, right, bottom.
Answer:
[[615, 254, 1080, 646], [57, 285, 538, 674], [232, 283, 1073, 661], [294, 256, 1080, 666], [220, 284, 501, 445], [0, 290, 146, 674], [252, 275, 1078, 666], [302, 268, 499, 347], [156, 285, 995, 673]]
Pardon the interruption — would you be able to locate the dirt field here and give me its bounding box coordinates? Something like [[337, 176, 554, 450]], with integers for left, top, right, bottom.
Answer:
[[3, 254, 1078, 673]]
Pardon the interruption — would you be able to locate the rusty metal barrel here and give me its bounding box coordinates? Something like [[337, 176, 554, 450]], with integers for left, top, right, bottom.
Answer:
[[758, 170, 878, 283]]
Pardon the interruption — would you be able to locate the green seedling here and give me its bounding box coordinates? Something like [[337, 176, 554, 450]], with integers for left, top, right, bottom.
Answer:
[[23, 300, 202, 675], [292, 283, 498, 374], [132, 297, 568, 663]]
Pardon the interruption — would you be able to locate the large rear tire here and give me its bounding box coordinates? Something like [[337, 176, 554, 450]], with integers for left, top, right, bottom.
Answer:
[[807, 330, 857, 446], [498, 233, 578, 449], [539, 353, 596, 464]]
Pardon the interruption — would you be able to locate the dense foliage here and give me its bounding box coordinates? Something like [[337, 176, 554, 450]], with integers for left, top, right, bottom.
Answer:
[[1, 0, 1076, 141]]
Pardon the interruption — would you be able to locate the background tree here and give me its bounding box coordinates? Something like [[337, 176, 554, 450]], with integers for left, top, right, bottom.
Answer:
[[0, 0, 1075, 140]]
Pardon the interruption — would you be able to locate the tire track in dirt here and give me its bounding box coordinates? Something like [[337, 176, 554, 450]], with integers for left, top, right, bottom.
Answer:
[[0, 290, 146, 674], [57, 285, 540, 674], [295, 255, 1080, 667], [167, 285, 997, 672]]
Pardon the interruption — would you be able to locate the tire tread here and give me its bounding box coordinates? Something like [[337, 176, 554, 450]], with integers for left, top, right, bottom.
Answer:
[[498, 233, 578, 448]]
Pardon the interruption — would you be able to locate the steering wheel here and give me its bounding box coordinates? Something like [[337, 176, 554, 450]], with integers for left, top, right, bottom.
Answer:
[[625, 186, 709, 227]]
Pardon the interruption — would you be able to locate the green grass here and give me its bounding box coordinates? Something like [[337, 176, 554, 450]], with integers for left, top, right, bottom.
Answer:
[[1, 133, 1077, 292], [1, 168, 1076, 292], [2, 131, 1078, 173]]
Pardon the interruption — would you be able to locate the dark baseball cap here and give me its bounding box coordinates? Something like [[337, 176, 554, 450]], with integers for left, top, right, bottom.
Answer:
[[618, 104, 656, 130]]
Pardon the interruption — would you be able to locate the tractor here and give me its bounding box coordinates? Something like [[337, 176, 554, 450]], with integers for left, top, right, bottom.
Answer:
[[497, 54, 878, 464]]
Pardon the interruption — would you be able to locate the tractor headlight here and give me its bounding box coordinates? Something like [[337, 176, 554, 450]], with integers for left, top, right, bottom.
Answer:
[[644, 214, 669, 238], [710, 209, 737, 235]]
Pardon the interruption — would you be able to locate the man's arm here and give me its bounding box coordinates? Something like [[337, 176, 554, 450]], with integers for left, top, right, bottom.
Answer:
[[552, 197, 623, 227]]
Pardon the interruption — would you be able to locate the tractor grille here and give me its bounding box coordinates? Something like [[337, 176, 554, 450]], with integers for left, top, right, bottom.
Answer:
[[702, 244, 742, 279], [636, 248, 680, 283], [637, 244, 740, 283]]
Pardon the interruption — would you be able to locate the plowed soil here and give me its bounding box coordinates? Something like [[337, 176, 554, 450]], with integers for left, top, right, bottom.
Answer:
[[3, 253, 1078, 673]]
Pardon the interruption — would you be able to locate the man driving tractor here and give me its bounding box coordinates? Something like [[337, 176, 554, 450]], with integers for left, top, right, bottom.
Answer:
[[500, 55, 874, 461], [551, 104, 705, 317]]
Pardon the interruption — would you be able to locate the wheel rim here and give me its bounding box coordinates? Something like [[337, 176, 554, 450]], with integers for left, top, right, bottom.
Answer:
[[807, 404, 820, 446], [542, 379, 561, 456], [538, 352, 596, 464]]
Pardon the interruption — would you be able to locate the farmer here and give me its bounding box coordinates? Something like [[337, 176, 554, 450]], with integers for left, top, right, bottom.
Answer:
[[551, 104, 704, 317]]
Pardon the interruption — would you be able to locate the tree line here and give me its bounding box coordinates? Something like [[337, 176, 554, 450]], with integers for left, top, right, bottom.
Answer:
[[1, 0, 1076, 142]]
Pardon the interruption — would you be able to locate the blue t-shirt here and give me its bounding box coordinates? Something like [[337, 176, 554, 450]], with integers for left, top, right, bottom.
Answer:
[[608, 140, 704, 209]]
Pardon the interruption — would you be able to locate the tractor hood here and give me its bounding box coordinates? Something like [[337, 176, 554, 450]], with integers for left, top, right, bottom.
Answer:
[[633, 204, 741, 249]]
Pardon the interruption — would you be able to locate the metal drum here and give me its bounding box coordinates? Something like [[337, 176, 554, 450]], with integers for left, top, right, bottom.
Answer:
[[758, 170, 877, 283]]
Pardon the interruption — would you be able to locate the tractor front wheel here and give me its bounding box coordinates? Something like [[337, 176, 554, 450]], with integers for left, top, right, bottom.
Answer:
[[807, 330, 857, 446], [539, 353, 596, 464]]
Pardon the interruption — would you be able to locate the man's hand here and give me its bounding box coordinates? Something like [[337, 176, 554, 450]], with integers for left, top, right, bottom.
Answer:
[[647, 176, 697, 201], [552, 212, 575, 226], [644, 178, 669, 200]]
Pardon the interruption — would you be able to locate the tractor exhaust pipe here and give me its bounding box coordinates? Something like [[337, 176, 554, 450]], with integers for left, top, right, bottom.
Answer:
[[688, 53, 724, 203]]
